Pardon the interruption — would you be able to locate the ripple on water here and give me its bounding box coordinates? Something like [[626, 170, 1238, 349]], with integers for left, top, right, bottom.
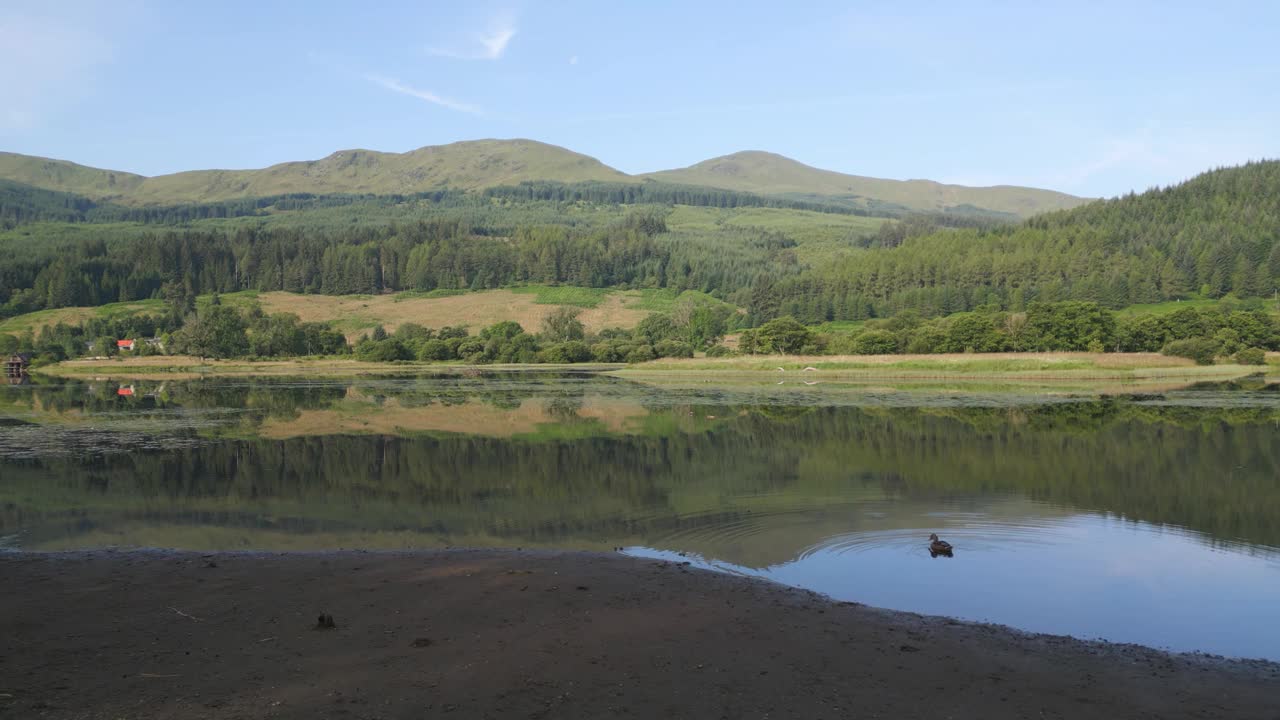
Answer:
[[0, 425, 204, 460]]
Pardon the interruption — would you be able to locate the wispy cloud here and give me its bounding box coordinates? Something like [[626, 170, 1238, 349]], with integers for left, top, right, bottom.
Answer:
[[428, 11, 517, 61], [365, 74, 482, 115]]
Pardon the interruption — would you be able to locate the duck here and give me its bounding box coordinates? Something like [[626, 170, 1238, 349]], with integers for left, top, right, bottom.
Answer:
[[928, 533, 953, 557]]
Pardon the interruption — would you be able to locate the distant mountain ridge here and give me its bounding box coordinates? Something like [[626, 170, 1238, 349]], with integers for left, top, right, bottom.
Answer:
[[0, 139, 1087, 217], [642, 151, 1086, 217]]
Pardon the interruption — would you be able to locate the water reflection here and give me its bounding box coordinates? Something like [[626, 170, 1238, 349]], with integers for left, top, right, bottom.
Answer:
[[2, 373, 1279, 658]]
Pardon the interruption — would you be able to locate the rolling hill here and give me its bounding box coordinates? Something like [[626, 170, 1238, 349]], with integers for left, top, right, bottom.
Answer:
[[643, 151, 1087, 217], [0, 140, 1083, 217], [0, 140, 630, 206], [0, 152, 145, 197]]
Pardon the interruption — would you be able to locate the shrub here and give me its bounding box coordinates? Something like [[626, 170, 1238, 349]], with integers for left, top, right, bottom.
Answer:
[[356, 338, 412, 362], [540, 341, 593, 364], [755, 316, 812, 354], [1235, 347, 1267, 366], [480, 321, 525, 342], [705, 345, 734, 358], [591, 341, 631, 363], [541, 307, 585, 343], [456, 337, 485, 360], [417, 339, 452, 362], [625, 345, 656, 364], [1161, 338, 1217, 366], [852, 329, 899, 355], [634, 313, 678, 343], [905, 325, 947, 354], [653, 339, 694, 358]]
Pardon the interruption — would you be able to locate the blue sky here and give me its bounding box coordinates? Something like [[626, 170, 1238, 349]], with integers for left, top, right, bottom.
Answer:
[[2, 1, 1278, 198]]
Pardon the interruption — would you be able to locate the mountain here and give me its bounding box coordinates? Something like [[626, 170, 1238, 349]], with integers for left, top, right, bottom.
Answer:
[[0, 140, 631, 206], [0, 140, 1083, 217], [0, 152, 145, 197], [643, 151, 1087, 217]]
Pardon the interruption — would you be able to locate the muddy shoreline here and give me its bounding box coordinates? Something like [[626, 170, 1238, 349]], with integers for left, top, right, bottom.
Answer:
[[2, 549, 1276, 719]]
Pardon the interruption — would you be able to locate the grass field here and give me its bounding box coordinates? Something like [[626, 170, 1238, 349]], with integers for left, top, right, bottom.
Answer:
[[664, 205, 884, 262], [2, 287, 737, 341], [34, 355, 625, 380], [36, 352, 1277, 384], [257, 288, 662, 339], [1114, 295, 1280, 318], [616, 352, 1279, 381]]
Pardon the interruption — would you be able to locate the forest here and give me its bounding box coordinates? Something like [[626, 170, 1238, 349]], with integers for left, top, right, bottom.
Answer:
[[765, 161, 1280, 321], [1, 160, 1278, 341]]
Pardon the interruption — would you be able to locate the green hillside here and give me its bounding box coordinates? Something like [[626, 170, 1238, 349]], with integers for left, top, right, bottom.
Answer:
[[643, 151, 1088, 217], [128, 139, 633, 204], [766, 160, 1280, 321], [0, 140, 632, 206], [0, 140, 1081, 217], [0, 152, 145, 197]]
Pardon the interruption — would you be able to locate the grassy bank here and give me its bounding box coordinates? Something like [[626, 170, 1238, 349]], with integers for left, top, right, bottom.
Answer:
[[615, 352, 1280, 381], [31, 351, 1277, 382], [33, 355, 624, 380]]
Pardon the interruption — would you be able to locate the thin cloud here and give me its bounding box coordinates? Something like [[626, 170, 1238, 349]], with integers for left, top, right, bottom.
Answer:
[[366, 74, 482, 115], [428, 11, 517, 60], [568, 55, 579, 65]]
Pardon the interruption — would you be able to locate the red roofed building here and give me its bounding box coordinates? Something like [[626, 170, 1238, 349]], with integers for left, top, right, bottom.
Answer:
[[117, 339, 135, 351]]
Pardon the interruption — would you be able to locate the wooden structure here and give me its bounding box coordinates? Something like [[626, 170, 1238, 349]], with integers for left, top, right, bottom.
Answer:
[[4, 353, 31, 378]]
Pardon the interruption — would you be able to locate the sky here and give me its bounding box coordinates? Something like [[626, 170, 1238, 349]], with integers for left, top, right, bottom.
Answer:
[[2, 0, 1278, 198]]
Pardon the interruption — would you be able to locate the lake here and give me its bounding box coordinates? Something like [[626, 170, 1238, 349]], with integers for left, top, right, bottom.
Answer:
[[2, 372, 1278, 660]]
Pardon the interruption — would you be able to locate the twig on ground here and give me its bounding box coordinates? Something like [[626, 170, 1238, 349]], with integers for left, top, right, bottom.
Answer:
[[257, 637, 277, 643], [139, 673, 179, 678], [168, 607, 203, 622]]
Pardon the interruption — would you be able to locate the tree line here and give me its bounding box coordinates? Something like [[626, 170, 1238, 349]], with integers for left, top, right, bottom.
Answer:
[[739, 301, 1277, 364], [7, 294, 1273, 368]]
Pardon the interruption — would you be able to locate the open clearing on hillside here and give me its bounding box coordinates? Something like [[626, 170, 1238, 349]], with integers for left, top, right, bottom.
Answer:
[[0, 292, 258, 336], [1, 287, 686, 340], [0, 301, 164, 336], [258, 288, 655, 338], [665, 205, 884, 262]]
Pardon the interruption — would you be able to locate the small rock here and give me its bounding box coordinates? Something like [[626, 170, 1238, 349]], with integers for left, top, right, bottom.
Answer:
[[411, 637, 433, 648], [315, 614, 336, 630]]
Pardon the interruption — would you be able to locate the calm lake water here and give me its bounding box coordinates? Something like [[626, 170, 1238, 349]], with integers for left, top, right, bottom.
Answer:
[[3, 372, 1279, 660]]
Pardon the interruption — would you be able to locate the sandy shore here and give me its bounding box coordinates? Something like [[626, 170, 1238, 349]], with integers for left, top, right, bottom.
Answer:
[[2, 550, 1276, 720]]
